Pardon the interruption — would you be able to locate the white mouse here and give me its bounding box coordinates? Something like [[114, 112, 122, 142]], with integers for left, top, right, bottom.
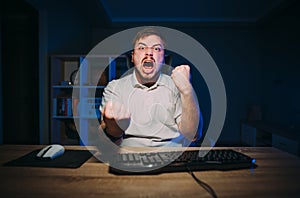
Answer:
[[36, 144, 65, 160]]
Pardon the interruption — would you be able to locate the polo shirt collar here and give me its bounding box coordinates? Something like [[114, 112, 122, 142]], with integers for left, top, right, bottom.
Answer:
[[131, 70, 166, 90]]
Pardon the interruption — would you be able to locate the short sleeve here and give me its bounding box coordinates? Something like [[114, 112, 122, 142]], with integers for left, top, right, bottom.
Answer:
[[100, 80, 120, 114], [174, 91, 182, 124]]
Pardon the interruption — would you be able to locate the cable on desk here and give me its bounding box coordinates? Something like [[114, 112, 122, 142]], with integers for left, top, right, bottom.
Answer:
[[186, 166, 218, 198]]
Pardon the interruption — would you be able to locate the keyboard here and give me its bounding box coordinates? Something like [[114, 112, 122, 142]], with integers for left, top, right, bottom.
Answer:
[[108, 149, 257, 175]]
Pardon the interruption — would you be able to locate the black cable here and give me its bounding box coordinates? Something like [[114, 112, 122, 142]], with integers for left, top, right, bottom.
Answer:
[[186, 166, 218, 198]]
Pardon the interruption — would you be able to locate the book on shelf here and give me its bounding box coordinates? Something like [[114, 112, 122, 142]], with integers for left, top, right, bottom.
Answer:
[[53, 97, 72, 117], [53, 97, 102, 119]]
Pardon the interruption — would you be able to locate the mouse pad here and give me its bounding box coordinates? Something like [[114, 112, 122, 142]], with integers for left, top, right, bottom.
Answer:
[[3, 149, 95, 168]]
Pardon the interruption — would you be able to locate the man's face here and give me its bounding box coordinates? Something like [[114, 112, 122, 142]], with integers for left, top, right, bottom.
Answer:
[[132, 35, 165, 84]]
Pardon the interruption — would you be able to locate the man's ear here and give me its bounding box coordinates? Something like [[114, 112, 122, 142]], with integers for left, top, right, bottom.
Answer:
[[131, 51, 134, 62]]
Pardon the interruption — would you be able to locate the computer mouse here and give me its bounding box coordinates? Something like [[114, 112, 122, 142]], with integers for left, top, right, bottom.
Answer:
[[36, 144, 65, 160]]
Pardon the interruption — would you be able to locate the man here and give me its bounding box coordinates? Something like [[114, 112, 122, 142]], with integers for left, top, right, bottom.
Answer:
[[100, 27, 201, 147]]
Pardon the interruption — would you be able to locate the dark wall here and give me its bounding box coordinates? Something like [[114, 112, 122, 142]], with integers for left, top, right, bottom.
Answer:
[[259, 3, 300, 130], [45, 1, 93, 54], [28, 1, 300, 145], [1, 0, 39, 144], [2, 0, 299, 145]]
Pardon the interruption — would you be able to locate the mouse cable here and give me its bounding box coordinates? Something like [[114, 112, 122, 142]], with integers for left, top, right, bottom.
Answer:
[[186, 166, 218, 198]]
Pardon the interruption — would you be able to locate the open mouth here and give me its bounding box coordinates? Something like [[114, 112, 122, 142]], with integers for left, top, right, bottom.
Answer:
[[143, 60, 154, 67], [141, 58, 155, 74], [142, 60, 155, 74]]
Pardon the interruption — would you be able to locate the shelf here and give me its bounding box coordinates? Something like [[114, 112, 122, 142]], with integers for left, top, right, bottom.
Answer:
[[52, 116, 74, 119], [53, 115, 100, 119], [50, 54, 127, 145], [52, 85, 73, 89], [52, 85, 106, 89]]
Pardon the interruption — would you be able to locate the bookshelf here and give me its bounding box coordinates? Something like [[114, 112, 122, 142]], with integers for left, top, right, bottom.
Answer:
[[50, 54, 127, 145]]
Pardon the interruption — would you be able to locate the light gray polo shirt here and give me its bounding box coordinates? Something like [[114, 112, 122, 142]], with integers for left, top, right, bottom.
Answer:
[[101, 70, 188, 147]]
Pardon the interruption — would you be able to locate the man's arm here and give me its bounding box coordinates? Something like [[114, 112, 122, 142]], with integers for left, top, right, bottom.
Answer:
[[171, 65, 200, 141], [101, 101, 130, 134], [99, 82, 131, 145]]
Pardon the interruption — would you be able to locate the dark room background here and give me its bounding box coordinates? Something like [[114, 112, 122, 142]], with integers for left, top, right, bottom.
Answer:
[[0, 0, 299, 145]]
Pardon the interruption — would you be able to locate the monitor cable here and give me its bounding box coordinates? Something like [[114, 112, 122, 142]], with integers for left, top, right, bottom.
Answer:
[[186, 166, 218, 198]]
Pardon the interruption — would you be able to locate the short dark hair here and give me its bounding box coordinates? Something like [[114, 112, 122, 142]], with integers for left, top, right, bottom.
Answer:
[[132, 27, 166, 48]]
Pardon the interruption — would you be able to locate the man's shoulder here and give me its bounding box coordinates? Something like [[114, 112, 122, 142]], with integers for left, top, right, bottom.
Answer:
[[161, 73, 173, 80], [159, 74, 177, 89], [106, 73, 133, 88]]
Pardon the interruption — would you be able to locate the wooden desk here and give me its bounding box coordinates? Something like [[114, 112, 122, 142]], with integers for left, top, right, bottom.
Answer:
[[0, 145, 299, 198]]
